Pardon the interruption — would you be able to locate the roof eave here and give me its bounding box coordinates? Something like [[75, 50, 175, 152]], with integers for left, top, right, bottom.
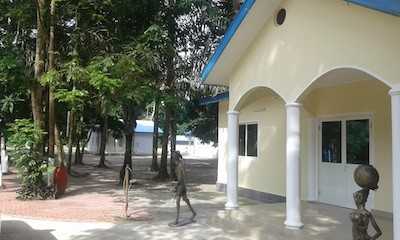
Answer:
[[202, 0, 283, 86], [201, 0, 400, 86]]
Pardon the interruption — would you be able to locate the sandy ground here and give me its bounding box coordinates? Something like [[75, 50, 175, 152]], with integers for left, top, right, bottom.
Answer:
[[0, 154, 217, 222]]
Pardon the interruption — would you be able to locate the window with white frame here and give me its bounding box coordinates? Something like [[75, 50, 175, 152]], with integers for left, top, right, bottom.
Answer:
[[321, 119, 370, 165], [239, 123, 258, 157]]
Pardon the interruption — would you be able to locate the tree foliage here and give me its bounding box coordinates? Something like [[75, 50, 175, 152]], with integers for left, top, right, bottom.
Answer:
[[0, 0, 233, 188], [8, 119, 54, 200]]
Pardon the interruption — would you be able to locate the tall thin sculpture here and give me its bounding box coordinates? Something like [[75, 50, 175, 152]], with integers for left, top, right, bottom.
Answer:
[[350, 165, 382, 240], [169, 151, 196, 227]]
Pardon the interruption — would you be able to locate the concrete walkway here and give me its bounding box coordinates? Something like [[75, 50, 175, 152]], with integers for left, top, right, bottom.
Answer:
[[0, 155, 393, 239], [1, 184, 393, 240]]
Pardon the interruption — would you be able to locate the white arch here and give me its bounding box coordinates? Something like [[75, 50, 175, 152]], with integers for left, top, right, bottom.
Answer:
[[232, 85, 286, 111], [294, 66, 393, 102]]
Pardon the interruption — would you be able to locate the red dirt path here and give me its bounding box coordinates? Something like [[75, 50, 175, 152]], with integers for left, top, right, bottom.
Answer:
[[0, 156, 126, 223], [0, 154, 217, 223]]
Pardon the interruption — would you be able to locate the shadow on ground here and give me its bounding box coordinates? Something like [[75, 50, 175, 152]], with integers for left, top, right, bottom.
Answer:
[[66, 201, 391, 240], [1, 220, 57, 240]]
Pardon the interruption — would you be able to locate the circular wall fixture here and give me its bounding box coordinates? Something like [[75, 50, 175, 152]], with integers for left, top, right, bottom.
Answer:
[[276, 8, 286, 26]]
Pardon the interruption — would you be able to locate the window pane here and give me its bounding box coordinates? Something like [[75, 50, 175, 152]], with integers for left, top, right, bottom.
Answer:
[[346, 120, 369, 165], [239, 125, 246, 156], [247, 124, 258, 157], [322, 121, 342, 163]]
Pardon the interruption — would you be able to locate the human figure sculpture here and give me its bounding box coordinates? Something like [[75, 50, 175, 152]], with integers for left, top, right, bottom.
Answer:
[[170, 151, 196, 226], [350, 165, 382, 240]]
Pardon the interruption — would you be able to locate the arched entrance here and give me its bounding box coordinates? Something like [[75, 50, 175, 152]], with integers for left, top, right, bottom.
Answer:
[[224, 86, 287, 209], [297, 67, 392, 211]]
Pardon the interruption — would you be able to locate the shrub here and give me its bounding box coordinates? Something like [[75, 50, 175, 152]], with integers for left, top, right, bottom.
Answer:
[[8, 119, 54, 200]]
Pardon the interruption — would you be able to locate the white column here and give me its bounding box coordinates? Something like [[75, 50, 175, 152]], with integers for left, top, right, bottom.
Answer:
[[285, 103, 304, 229], [1, 137, 7, 174], [390, 89, 400, 240], [0, 136, 3, 187], [226, 110, 239, 209], [0, 157, 2, 188]]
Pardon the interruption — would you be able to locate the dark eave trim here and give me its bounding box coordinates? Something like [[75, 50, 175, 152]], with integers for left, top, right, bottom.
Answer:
[[199, 92, 229, 105]]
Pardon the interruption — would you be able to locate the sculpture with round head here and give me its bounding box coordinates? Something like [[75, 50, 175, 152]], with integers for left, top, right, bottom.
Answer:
[[354, 165, 379, 191]]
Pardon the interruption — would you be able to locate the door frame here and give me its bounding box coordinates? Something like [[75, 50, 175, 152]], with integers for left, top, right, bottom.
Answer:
[[313, 112, 375, 209]]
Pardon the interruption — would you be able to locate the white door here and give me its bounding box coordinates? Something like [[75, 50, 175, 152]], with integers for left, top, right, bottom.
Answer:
[[318, 117, 373, 209]]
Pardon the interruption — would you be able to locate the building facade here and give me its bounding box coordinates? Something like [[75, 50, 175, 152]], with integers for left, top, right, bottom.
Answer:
[[202, 0, 400, 238]]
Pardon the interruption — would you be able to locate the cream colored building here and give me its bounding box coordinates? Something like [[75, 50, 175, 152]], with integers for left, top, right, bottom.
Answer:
[[202, 0, 400, 238]]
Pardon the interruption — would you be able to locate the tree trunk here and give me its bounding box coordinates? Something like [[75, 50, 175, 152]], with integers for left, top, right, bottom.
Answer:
[[79, 129, 92, 165], [55, 124, 65, 165], [74, 138, 81, 165], [80, 142, 85, 164], [120, 130, 134, 184], [169, 109, 177, 180], [151, 96, 160, 171], [157, 1, 176, 180], [120, 105, 136, 183], [32, 0, 47, 149], [67, 111, 76, 173], [98, 113, 108, 168], [48, 0, 56, 159], [157, 109, 170, 180], [74, 116, 83, 165], [158, 1, 176, 180]]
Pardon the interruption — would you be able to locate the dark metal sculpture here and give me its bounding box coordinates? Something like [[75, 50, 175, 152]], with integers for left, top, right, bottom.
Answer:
[[169, 151, 196, 227], [350, 165, 382, 240], [123, 166, 133, 218]]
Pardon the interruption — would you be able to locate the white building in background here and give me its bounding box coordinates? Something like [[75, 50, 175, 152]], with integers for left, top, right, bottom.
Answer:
[[86, 120, 162, 156], [176, 135, 217, 159]]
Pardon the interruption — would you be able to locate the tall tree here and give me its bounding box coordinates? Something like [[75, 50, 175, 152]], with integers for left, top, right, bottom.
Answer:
[[154, 0, 231, 180], [151, 95, 160, 171], [32, 0, 48, 147], [0, 0, 38, 182], [87, 57, 121, 168], [157, 0, 176, 180], [48, 0, 56, 160], [112, 53, 152, 182]]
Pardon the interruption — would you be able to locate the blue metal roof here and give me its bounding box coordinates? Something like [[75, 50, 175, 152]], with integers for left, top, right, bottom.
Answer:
[[199, 92, 229, 105], [134, 120, 163, 134], [201, 0, 256, 81], [346, 0, 400, 16]]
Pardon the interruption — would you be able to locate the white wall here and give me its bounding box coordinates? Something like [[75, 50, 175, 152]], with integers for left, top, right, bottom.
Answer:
[[216, 0, 400, 213], [217, 101, 229, 185], [134, 133, 153, 155], [218, 80, 393, 212], [86, 131, 153, 155], [218, 91, 287, 197], [228, 0, 400, 109], [302, 80, 392, 212]]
